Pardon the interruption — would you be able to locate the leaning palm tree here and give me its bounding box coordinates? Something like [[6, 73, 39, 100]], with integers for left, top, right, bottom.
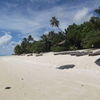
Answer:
[[50, 17, 66, 46], [50, 16, 62, 32]]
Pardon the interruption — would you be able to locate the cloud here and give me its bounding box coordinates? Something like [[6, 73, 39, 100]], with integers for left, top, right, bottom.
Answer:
[[73, 8, 93, 23], [0, 34, 14, 55], [0, 34, 12, 46], [29, 0, 60, 4], [0, 33, 19, 55], [74, 8, 89, 21], [0, 2, 97, 35], [0, 5, 77, 35], [0, 41, 18, 56]]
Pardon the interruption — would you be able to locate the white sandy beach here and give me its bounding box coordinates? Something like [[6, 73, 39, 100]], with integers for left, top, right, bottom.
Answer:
[[0, 52, 100, 100]]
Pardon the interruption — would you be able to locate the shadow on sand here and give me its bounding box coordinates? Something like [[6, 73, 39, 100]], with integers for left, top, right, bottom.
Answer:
[[57, 64, 75, 70], [95, 58, 100, 66]]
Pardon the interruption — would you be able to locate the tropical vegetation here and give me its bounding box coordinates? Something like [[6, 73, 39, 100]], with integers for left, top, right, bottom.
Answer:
[[14, 7, 100, 55]]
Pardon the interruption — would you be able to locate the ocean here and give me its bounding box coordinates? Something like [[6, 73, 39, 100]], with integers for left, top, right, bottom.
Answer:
[[0, 54, 11, 56]]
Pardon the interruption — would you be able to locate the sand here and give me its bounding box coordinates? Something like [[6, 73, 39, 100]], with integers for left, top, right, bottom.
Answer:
[[0, 52, 100, 100]]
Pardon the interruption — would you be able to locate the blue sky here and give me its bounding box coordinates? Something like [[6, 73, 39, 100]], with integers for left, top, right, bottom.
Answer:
[[0, 0, 100, 55]]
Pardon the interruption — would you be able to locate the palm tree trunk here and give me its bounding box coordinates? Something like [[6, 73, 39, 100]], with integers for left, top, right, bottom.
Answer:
[[58, 26, 63, 33]]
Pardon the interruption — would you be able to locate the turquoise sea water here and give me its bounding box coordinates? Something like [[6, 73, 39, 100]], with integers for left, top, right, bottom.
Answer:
[[0, 55, 4, 56], [0, 55, 6, 57], [0, 54, 11, 56]]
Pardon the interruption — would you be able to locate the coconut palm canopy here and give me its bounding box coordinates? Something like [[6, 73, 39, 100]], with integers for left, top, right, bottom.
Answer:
[[50, 16, 59, 27]]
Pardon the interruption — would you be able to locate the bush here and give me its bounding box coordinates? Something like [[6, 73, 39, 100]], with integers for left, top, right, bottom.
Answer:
[[69, 45, 77, 50], [51, 46, 65, 52], [81, 31, 100, 48], [14, 45, 22, 55], [32, 41, 45, 53]]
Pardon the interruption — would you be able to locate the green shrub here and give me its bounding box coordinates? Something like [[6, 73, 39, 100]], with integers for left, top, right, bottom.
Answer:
[[51, 46, 65, 52], [69, 45, 78, 50], [14, 45, 22, 55]]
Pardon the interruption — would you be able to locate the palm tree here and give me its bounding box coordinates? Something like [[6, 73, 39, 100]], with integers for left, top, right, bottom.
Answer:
[[20, 38, 28, 53], [14, 45, 22, 55], [95, 7, 100, 14], [28, 35, 34, 42], [41, 34, 51, 52], [50, 16, 62, 32], [50, 17, 66, 47]]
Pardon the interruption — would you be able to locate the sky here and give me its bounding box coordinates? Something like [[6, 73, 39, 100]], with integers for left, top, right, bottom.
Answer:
[[0, 0, 100, 55]]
